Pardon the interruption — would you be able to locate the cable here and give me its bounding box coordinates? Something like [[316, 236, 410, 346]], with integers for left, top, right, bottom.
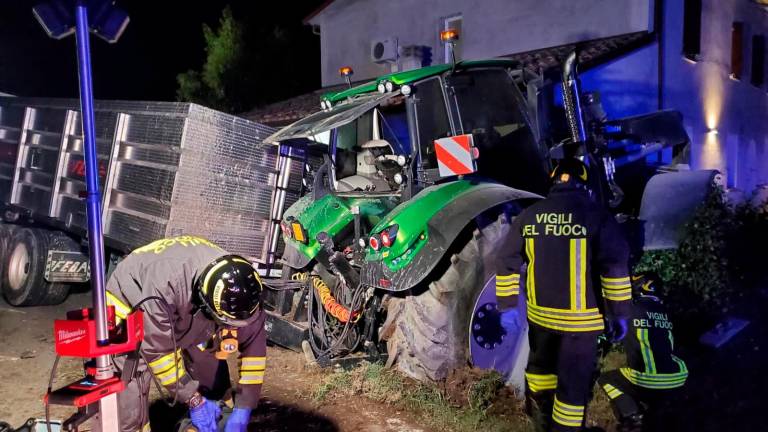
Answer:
[[45, 355, 61, 432]]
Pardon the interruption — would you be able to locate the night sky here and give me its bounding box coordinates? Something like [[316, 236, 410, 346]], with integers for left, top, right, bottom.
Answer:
[[0, 1, 325, 105]]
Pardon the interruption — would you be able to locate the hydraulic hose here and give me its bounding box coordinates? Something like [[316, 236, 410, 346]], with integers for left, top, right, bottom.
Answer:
[[561, 50, 587, 144], [293, 273, 358, 322]]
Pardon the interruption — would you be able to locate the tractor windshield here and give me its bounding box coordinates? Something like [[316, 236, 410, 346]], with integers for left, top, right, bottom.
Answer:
[[451, 68, 549, 194]]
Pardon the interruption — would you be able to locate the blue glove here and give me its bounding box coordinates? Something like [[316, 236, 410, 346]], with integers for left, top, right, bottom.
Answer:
[[500, 308, 519, 331], [190, 398, 221, 432], [608, 317, 629, 343], [224, 408, 252, 432]]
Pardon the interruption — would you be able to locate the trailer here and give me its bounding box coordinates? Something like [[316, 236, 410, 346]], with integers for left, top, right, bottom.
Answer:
[[0, 98, 291, 306]]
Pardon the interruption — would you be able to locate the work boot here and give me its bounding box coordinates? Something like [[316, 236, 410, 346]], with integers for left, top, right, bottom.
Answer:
[[617, 413, 643, 432]]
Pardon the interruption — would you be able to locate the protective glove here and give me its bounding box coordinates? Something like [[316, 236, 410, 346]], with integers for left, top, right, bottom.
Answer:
[[224, 408, 252, 432], [190, 398, 221, 432], [500, 308, 519, 331], [608, 317, 629, 343]]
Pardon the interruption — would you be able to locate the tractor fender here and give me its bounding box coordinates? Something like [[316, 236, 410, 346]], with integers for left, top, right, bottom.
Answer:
[[360, 181, 541, 292]]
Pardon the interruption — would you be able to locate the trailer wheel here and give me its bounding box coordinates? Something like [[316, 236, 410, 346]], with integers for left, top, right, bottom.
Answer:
[[384, 212, 528, 383], [2, 228, 71, 306], [0, 224, 18, 286]]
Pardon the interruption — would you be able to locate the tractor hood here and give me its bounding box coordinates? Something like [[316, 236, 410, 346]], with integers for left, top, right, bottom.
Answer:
[[264, 91, 400, 144]]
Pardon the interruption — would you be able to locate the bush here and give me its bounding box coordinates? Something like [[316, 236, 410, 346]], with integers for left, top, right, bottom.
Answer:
[[634, 188, 734, 320]]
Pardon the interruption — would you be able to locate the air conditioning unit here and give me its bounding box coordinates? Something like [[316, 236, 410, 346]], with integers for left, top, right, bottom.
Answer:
[[371, 37, 398, 63]]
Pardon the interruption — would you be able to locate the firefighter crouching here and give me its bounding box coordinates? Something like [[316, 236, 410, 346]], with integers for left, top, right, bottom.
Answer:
[[597, 273, 688, 432], [105, 236, 266, 432], [495, 158, 631, 432]]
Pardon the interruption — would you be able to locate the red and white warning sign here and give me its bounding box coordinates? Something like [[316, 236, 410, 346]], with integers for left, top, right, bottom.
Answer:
[[434, 134, 478, 177]]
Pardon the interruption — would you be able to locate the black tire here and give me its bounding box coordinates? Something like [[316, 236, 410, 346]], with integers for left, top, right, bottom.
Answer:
[[2, 228, 73, 306], [0, 223, 18, 286], [383, 211, 512, 381]]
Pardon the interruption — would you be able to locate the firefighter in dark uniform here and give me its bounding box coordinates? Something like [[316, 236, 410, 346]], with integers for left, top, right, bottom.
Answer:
[[105, 236, 266, 432], [597, 273, 688, 432], [495, 158, 631, 431]]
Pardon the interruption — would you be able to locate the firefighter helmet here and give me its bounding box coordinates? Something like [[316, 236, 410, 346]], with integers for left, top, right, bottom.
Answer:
[[196, 255, 263, 327], [631, 272, 660, 300], [550, 158, 589, 186]]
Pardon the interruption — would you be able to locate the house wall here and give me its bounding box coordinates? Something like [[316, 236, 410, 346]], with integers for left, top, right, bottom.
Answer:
[[310, 0, 653, 87]]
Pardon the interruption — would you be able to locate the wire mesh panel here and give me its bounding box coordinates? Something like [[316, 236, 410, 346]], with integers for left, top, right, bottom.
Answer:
[[166, 104, 277, 261]]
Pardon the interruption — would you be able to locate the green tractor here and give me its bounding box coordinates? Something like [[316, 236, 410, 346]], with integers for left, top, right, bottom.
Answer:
[[261, 51, 712, 387]]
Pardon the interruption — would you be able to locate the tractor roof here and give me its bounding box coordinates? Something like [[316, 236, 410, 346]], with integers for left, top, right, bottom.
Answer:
[[323, 59, 519, 103]]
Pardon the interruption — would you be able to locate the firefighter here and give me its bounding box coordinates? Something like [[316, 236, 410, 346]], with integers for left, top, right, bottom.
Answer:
[[596, 273, 688, 432], [495, 158, 631, 432], [105, 236, 266, 432]]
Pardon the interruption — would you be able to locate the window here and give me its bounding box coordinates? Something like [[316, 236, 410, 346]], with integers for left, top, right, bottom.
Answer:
[[682, 0, 702, 60], [450, 69, 548, 193], [731, 22, 744, 80], [414, 78, 452, 170], [752, 35, 765, 87], [443, 14, 463, 63]]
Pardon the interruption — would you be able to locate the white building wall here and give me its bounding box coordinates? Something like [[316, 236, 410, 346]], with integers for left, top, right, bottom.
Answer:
[[662, 0, 768, 193], [311, 0, 653, 87]]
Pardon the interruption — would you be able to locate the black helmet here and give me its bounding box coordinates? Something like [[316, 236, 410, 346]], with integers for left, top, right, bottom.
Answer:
[[550, 158, 589, 186], [196, 255, 263, 327], [631, 272, 660, 300]]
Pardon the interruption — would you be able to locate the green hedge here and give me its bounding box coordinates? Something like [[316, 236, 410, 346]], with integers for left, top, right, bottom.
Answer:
[[634, 189, 734, 320]]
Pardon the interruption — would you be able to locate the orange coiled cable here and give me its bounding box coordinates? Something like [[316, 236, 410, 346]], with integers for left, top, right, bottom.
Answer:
[[293, 272, 357, 323]]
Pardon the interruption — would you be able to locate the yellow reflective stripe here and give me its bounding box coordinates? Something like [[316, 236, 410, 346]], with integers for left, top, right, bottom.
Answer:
[[672, 355, 688, 373], [638, 329, 657, 374], [148, 350, 182, 373], [525, 238, 536, 305], [141, 423, 151, 432], [602, 383, 623, 399], [202, 260, 229, 295], [496, 274, 520, 281], [569, 239, 587, 311], [620, 368, 687, 389], [158, 366, 186, 386], [601, 276, 631, 283], [604, 292, 632, 301], [527, 313, 605, 332], [525, 373, 557, 392], [239, 357, 267, 371], [106, 291, 130, 319], [552, 396, 584, 427], [239, 370, 265, 385], [527, 303, 602, 320]]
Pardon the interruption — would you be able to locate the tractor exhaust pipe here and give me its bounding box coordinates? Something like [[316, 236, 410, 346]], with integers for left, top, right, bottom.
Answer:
[[561, 51, 587, 144]]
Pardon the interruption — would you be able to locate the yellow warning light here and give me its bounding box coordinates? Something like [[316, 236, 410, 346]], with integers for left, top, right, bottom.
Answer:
[[339, 66, 354, 77], [291, 222, 307, 243], [440, 29, 460, 43]]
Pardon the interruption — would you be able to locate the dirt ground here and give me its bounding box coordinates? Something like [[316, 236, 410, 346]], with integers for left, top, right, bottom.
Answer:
[[0, 291, 432, 432], [2, 287, 767, 431]]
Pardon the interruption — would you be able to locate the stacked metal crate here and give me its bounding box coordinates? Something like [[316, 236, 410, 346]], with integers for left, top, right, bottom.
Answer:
[[0, 98, 282, 262]]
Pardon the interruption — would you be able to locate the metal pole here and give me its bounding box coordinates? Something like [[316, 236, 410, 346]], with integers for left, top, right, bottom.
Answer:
[[74, 1, 111, 379]]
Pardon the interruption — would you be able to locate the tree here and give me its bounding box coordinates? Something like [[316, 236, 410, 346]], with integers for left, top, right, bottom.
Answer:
[[176, 6, 244, 112], [176, 4, 320, 114]]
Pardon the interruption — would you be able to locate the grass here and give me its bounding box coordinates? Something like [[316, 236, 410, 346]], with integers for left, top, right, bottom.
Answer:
[[313, 362, 533, 432]]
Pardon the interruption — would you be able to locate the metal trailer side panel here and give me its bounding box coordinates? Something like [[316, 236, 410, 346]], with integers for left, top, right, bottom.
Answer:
[[0, 105, 25, 203], [166, 104, 277, 262]]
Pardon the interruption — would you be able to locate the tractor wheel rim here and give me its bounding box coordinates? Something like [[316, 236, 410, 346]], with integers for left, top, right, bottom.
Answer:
[[8, 242, 30, 292], [468, 275, 526, 378]]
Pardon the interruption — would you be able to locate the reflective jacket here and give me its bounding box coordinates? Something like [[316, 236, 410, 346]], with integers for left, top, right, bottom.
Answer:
[[105, 236, 267, 408], [495, 185, 631, 334], [621, 296, 688, 389]]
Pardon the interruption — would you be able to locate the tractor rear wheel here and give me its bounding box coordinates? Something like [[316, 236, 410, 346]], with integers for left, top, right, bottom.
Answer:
[[383, 212, 529, 384]]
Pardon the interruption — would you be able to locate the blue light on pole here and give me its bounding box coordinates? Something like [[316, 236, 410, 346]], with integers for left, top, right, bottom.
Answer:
[[32, 0, 128, 377]]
